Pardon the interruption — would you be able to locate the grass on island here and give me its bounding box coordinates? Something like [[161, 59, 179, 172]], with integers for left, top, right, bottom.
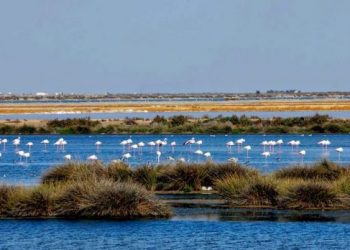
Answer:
[[2, 160, 350, 219], [1, 114, 350, 134], [0, 168, 171, 219], [42, 160, 350, 210]]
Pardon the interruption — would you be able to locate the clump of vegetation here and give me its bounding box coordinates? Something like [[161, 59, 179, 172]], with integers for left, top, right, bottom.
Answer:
[[274, 160, 346, 181], [215, 175, 278, 207], [0, 179, 170, 219], [282, 183, 338, 209], [53, 180, 170, 219], [157, 163, 208, 191], [41, 162, 106, 184], [133, 166, 158, 191], [107, 162, 133, 182]]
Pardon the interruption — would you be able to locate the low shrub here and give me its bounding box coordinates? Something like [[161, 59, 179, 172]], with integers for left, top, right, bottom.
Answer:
[[282, 183, 338, 209]]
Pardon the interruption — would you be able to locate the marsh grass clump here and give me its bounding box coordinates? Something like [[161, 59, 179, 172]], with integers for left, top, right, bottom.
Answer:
[[42, 162, 106, 184], [157, 163, 208, 191], [203, 162, 258, 186], [0, 185, 23, 215], [133, 166, 158, 191], [10, 186, 54, 217], [107, 162, 132, 182], [242, 181, 279, 206], [274, 160, 345, 181], [282, 183, 338, 209], [215, 175, 278, 206], [53, 180, 170, 219]]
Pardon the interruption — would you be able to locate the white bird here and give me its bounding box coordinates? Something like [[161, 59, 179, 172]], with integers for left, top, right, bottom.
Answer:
[[64, 154, 72, 161], [13, 137, 20, 149], [195, 149, 203, 155], [23, 152, 30, 163], [243, 145, 252, 158], [26, 142, 33, 151], [137, 142, 145, 153], [226, 141, 235, 152], [336, 147, 344, 161], [228, 157, 238, 163], [196, 140, 203, 148], [87, 154, 98, 161], [41, 139, 50, 151], [184, 138, 196, 149], [261, 152, 271, 161], [122, 153, 132, 162], [156, 150, 161, 163], [95, 141, 102, 150], [168, 156, 176, 161], [236, 138, 245, 145], [1, 139, 8, 150], [299, 150, 306, 164], [261, 141, 269, 151], [204, 152, 211, 158], [268, 140, 276, 152], [178, 157, 186, 163], [170, 141, 176, 152], [17, 150, 25, 162], [336, 147, 344, 153], [131, 144, 138, 149]]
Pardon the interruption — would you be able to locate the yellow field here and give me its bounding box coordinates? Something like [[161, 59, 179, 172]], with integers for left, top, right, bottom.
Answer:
[[0, 100, 350, 114]]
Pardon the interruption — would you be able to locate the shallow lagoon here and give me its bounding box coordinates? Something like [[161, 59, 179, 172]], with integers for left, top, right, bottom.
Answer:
[[0, 134, 349, 185], [1, 134, 350, 248]]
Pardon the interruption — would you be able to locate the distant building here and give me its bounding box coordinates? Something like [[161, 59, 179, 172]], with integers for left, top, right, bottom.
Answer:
[[36, 92, 48, 96]]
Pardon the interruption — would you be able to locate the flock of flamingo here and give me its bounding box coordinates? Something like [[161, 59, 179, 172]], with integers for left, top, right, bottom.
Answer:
[[0, 136, 346, 165]]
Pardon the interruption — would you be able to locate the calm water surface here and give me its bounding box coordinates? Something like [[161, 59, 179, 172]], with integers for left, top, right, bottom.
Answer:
[[0, 134, 349, 185], [1, 216, 350, 249], [1, 134, 350, 249]]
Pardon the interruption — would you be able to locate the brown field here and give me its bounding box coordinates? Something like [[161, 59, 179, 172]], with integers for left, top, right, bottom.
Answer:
[[1, 100, 350, 114]]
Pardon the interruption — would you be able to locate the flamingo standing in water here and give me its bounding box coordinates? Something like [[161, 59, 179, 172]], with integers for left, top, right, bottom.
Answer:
[[95, 141, 102, 151], [1, 139, 8, 151], [261, 151, 271, 164], [196, 140, 203, 149], [120, 140, 128, 152], [23, 152, 30, 163], [26, 142, 33, 152], [299, 150, 306, 164], [261, 141, 269, 151], [41, 139, 50, 151], [156, 150, 161, 163], [138, 142, 145, 154], [236, 138, 245, 152], [170, 141, 176, 153], [243, 145, 252, 158], [336, 147, 344, 161], [13, 137, 20, 150], [226, 141, 234, 153]]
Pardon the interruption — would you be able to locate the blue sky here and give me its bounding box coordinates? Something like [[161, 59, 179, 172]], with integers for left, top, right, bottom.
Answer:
[[0, 0, 349, 93]]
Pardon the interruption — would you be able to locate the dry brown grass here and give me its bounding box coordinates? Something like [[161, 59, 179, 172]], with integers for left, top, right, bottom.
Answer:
[[1, 100, 350, 114]]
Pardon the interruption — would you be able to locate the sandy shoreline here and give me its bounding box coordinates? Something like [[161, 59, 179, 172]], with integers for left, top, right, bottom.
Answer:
[[1, 100, 350, 115]]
